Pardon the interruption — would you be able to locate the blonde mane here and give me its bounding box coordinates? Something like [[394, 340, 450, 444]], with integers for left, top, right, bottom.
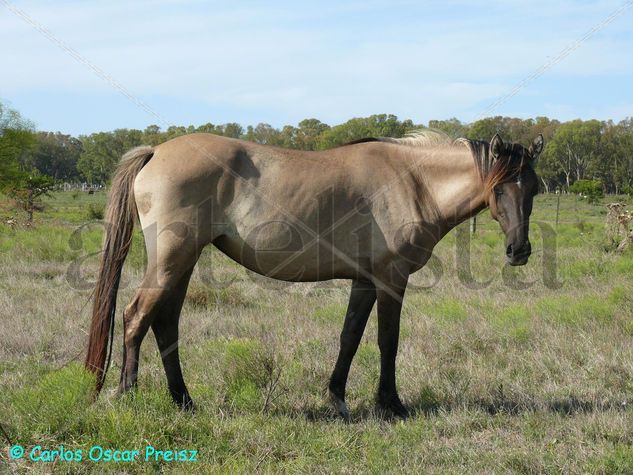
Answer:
[[380, 129, 454, 148], [376, 130, 528, 196], [341, 129, 529, 198]]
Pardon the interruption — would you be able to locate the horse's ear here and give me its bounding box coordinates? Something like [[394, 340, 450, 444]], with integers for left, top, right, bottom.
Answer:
[[529, 134, 544, 159], [490, 134, 504, 160]]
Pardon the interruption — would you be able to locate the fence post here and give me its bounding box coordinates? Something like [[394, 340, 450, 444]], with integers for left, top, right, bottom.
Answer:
[[556, 187, 560, 229]]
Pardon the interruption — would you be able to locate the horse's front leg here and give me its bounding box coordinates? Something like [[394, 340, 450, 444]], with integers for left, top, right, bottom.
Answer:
[[328, 279, 377, 420], [375, 278, 409, 418]]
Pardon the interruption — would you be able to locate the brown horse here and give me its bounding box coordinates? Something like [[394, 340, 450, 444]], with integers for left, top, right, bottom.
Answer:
[[85, 130, 543, 419]]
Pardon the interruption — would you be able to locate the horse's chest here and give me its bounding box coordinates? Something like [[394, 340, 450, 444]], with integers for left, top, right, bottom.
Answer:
[[389, 223, 438, 271]]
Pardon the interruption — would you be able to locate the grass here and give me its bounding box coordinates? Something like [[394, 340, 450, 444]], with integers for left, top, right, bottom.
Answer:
[[1, 191, 633, 473]]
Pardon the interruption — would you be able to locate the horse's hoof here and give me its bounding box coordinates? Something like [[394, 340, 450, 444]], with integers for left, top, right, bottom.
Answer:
[[377, 394, 409, 419], [328, 390, 350, 421], [175, 394, 196, 413], [116, 384, 135, 397]]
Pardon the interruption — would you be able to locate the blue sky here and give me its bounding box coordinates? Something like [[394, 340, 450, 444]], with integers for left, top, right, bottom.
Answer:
[[1, 0, 632, 135]]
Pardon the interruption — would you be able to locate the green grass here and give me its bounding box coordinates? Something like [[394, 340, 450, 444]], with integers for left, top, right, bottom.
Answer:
[[312, 303, 347, 324], [1, 192, 633, 473], [432, 298, 469, 322]]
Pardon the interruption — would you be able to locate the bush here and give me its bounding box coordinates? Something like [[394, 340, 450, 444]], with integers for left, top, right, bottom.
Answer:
[[570, 180, 603, 204], [222, 339, 282, 412], [622, 184, 633, 197], [86, 202, 105, 220]]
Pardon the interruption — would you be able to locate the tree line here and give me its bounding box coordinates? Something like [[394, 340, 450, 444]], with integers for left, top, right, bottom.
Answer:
[[2, 101, 633, 199]]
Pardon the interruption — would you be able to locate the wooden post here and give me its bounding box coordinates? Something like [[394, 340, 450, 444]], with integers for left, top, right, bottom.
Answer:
[[470, 216, 477, 235], [27, 188, 34, 223], [556, 188, 560, 229]]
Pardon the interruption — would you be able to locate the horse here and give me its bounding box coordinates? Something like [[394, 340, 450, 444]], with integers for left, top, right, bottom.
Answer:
[[84, 130, 543, 419]]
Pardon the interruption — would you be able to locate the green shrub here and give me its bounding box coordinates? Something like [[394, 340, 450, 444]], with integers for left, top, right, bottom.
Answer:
[[86, 202, 105, 220], [570, 180, 603, 204], [222, 339, 280, 412]]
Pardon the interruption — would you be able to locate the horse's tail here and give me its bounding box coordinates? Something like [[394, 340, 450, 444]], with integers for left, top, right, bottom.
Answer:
[[85, 145, 154, 393]]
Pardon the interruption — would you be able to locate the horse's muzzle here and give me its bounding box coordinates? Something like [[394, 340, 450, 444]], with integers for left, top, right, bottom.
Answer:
[[506, 240, 531, 266]]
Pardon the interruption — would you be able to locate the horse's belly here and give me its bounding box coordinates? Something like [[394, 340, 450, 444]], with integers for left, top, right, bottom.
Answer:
[[212, 230, 369, 282]]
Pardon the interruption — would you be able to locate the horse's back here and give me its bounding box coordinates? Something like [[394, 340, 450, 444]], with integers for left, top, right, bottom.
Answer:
[[132, 133, 421, 281]]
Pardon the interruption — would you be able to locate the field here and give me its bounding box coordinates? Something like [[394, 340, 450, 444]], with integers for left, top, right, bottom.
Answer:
[[1, 191, 633, 473]]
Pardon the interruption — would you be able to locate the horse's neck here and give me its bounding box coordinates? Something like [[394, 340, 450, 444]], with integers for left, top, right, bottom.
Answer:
[[411, 146, 488, 234]]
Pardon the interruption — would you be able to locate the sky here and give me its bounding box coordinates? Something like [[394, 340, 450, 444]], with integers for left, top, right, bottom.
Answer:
[[1, 0, 632, 136]]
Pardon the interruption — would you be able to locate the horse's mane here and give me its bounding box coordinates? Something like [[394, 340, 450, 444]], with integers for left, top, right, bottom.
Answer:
[[342, 129, 528, 195], [341, 129, 453, 148], [455, 138, 528, 195]]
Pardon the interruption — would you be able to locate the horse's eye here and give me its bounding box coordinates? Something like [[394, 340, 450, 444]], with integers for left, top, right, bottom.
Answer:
[[494, 188, 503, 196]]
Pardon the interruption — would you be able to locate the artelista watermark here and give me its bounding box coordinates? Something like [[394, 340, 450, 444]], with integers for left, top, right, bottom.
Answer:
[[8, 444, 198, 463], [66, 216, 562, 292]]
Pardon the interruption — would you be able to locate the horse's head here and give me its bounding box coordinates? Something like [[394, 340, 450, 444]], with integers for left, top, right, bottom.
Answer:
[[487, 134, 543, 266]]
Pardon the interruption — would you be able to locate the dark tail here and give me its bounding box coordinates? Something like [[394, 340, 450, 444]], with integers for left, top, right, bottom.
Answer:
[[85, 146, 154, 393]]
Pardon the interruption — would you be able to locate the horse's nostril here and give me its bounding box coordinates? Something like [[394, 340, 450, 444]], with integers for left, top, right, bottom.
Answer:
[[507, 242, 530, 259]]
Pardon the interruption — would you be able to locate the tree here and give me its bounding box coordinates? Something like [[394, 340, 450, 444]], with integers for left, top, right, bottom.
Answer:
[[143, 124, 165, 146], [467, 116, 507, 141], [29, 132, 83, 181], [164, 126, 187, 140], [220, 123, 244, 138], [195, 122, 221, 135], [4, 113, 630, 196], [4, 171, 56, 222], [0, 102, 57, 222], [529, 116, 560, 144], [466, 116, 555, 144], [77, 129, 143, 184], [615, 119, 633, 192], [294, 119, 330, 150], [277, 125, 298, 149], [540, 120, 603, 191], [250, 123, 282, 145], [267, 119, 331, 150], [599, 119, 633, 194], [0, 103, 36, 186], [0, 128, 36, 183], [317, 114, 414, 149], [428, 118, 467, 139]]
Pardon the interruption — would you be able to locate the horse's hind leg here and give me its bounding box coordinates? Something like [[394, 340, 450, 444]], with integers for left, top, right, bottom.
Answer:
[[118, 239, 199, 399], [150, 268, 195, 410], [118, 284, 165, 396], [328, 279, 376, 419]]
